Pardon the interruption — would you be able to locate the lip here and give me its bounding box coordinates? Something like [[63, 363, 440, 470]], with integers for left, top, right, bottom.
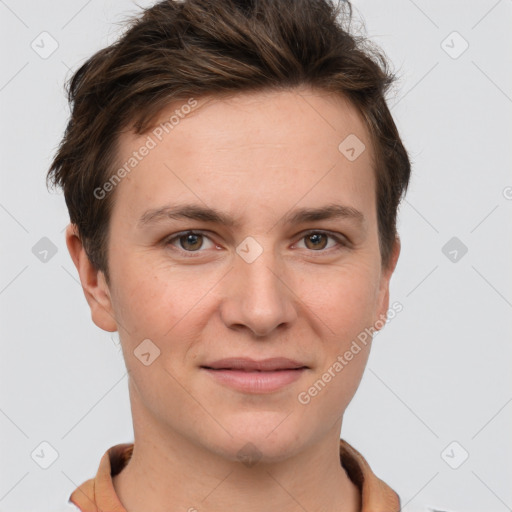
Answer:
[[202, 357, 307, 371], [200, 357, 309, 393]]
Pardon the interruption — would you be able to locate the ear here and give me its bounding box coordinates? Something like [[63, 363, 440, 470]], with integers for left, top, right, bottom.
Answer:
[[65, 223, 118, 332], [374, 236, 401, 330]]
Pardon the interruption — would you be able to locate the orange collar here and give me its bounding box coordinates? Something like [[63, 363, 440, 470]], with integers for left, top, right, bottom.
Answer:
[[69, 439, 400, 511]]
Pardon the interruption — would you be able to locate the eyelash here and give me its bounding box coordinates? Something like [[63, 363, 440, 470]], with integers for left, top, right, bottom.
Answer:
[[163, 230, 349, 257]]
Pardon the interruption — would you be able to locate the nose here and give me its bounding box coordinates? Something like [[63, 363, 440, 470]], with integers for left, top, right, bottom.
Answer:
[[219, 245, 298, 338]]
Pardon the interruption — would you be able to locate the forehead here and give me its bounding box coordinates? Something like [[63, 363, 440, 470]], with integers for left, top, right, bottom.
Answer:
[[111, 88, 376, 227]]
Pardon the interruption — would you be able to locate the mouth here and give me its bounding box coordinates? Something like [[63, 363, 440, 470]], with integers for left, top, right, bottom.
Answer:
[[200, 358, 309, 393], [201, 357, 308, 372]]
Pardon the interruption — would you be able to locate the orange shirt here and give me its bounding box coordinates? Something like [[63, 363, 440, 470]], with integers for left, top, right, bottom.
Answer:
[[69, 439, 401, 511]]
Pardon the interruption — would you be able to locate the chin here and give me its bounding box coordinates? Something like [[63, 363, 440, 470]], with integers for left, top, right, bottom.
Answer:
[[208, 413, 307, 464]]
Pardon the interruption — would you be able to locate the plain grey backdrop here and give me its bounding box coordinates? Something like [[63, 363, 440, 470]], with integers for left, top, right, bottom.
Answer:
[[1, 0, 511, 511]]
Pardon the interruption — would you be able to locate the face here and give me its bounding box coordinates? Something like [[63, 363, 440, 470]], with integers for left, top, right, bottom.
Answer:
[[69, 87, 399, 463]]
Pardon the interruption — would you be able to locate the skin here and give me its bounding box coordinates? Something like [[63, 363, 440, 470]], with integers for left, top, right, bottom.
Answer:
[[66, 86, 400, 512]]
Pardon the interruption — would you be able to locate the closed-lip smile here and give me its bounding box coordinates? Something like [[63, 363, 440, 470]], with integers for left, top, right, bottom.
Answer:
[[200, 357, 309, 393], [201, 357, 308, 371]]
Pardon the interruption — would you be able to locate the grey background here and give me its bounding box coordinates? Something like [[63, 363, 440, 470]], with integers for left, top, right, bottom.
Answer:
[[1, 1, 511, 510]]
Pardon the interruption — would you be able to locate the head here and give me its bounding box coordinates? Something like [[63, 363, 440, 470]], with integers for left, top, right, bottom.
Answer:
[[48, 0, 410, 462]]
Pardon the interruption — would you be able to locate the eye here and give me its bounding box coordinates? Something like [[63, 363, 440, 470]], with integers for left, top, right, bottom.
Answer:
[[165, 231, 216, 253], [294, 231, 347, 252]]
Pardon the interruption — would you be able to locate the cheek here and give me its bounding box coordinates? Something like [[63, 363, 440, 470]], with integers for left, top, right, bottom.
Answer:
[[294, 262, 379, 403], [297, 260, 381, 338], [110, 264, 207, 410], [110, 256, 215, 341]]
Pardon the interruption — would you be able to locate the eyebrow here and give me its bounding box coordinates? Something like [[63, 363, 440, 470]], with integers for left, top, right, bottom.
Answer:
[[137, 203, 365, 229]]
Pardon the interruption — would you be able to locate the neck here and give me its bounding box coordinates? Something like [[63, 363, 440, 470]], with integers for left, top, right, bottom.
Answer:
[[113, 385, 360, 512]]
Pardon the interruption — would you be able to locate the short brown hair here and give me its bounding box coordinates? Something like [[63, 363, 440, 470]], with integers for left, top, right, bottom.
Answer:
[[47, 0, 411, 283]]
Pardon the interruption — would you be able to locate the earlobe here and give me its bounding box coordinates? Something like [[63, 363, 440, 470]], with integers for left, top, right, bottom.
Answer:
[[65, 223, 118, 333], [375, 236, 401, 329]]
